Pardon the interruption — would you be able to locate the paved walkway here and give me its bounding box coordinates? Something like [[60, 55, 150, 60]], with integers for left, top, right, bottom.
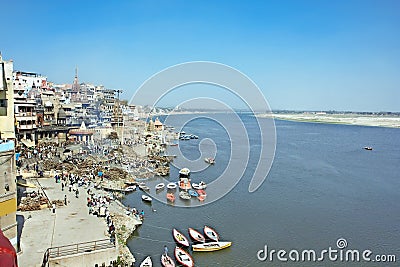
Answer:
[[18, 177, 109, 267]]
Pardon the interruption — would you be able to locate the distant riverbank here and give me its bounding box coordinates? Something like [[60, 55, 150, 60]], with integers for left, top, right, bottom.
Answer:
[[257, 113, 400, 128]]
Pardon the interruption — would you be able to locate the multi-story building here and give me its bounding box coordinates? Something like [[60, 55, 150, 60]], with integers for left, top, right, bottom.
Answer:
[[0, 54, 15, 140], [0, 53, 17, 250], [14, 94, 37, 147], [13, 71, 47, 91]]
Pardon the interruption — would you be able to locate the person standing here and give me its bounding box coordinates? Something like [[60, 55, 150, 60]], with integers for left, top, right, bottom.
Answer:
[[61, 182, 64, 191], [64, 195, 67, 206], [52, 203, 56, 213]]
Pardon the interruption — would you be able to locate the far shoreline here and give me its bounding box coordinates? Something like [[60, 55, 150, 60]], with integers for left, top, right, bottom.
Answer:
[[159, 110, 400, 129], [257, 113, 400, 129]]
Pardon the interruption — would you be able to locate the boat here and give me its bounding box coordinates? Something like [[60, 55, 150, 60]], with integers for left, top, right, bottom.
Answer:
[[139, 185, 150, 191], [167, 182, 177, 190], [142, 195, 152, 202], [125, 185, 136, 192], [188, 189, 199, 197], [140, 256, 152, 267], [192, 181, 207, 190], [363, 146, 373, 150], [174, 247, 194, 267], [155, 183, 165, 191], [188, 228, 205, 243], [196, 189, 207, 201], [179, 178, 191, 190], [179, 168, 190, 177], [192, 241, 232, 252], [203, 226, 219, 241], [169, 143, 178, 147], [161, 254, 175, 267], [204, 157, 215, 164], [167, 193, 175, 202], [172, 229, 190, 247], [179, 191, 191, 200]]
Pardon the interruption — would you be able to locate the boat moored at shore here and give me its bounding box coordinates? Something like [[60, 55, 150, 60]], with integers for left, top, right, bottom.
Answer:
[[192, 241, 232, 252], [188, 228, 205, 243], [172, 228, 190, 247], [174, 247, 194, 267]]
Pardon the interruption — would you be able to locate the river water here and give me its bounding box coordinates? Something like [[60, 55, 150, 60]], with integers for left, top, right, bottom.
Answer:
[[124, 114, 400, 266]]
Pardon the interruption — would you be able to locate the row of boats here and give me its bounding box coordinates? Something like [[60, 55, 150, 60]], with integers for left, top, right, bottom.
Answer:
[[140, 226, 232, 267], [139, 180, 208, 203]]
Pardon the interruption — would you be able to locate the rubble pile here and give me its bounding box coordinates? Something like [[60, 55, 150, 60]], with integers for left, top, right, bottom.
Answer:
[[18, 194, 49, 211]]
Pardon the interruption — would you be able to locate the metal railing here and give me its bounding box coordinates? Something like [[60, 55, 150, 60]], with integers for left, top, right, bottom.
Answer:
[[42, 239, 115, 267]]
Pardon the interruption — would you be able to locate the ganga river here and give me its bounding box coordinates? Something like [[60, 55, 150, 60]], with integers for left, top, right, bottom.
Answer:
[[124, 113, 400, 266]]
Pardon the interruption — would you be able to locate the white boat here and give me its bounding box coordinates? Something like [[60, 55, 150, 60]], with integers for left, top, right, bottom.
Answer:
[[188, 228, 205, 243], [125, 185, 136, 192], [192, 181, 207, 190], [179, 191, 191, 200], [139, 185, 150, 191], [174, 247, 194, 267], [167, 182, 177, 190], [192, 241, 232, 252], [204, 157, 215, 164], [142, 195, 152, 202], [204, 226, 219, 241], [140, 256, 152, 267], [179, 168, 190, 177], [172, 228, 190, 247], [155, 183, 165, 191], [161, 254, 175, 267]]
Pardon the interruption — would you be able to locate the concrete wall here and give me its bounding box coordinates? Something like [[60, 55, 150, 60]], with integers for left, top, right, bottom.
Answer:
[[49, 247, 117, 267]]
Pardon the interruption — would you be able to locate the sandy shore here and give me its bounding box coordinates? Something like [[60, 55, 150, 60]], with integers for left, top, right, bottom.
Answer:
[[257, 113, 400, 128]]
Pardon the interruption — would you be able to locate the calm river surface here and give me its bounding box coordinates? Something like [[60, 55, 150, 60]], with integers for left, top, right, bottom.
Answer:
[[124, 114, 400, 266]]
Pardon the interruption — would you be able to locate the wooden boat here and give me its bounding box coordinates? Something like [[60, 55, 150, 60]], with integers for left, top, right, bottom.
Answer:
[[142, 195, 152, 202], [174, 247, 194, 267], [139, 185, 150, 191], [172, 229, 190, 247], [161, 254, 175, 267], [192, 241, 232, 252], [179, 191, 191, 200], [169, 143, 178, 146], [179, 168, 190, 177], [167, 193, 175, 202], [179, 178, 191, 190], [155, 183, 165, 191], [203, 226, 219, 241], [140, 256, 152, 267], [167, 182, 177, 190], [204, 157, 215, 164], [188, 228, 205, 243], [188, 189, 199, 197], [125, 185, 136, 192], [192, 181, 207, 190]]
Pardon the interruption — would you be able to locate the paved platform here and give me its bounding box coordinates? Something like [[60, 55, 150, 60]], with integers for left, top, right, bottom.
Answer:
[[18, 177, 109, 267]]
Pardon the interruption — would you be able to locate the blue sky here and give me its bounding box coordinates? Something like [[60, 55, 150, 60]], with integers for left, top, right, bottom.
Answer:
[[2, 0, 399, 111]]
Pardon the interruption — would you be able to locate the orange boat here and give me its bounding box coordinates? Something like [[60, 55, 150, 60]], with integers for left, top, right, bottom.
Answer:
[[167, 193, 175, 202], [197, 189, 207, 201]]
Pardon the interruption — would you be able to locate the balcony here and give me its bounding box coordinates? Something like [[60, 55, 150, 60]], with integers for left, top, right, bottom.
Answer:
[[18, 124, 37, 130]]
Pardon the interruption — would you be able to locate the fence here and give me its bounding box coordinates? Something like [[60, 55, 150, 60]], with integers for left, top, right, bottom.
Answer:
[[41, 239, 115, 267]]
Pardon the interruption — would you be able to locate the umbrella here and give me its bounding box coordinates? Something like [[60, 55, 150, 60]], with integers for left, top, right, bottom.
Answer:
[[0, 229, 18, 267]]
